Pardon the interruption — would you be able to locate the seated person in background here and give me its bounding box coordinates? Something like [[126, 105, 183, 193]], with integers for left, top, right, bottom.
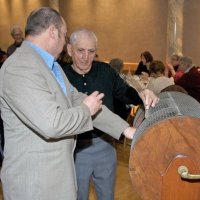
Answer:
[[132, 51, 153, 90], [109, 58, 126, 81], [165, 53, 184, 81], [175, 56, 200, 103], [7, 25, 24, 56], [147, 60, 174, 94], [109, 58, 131, 120], [135, 51, 154, 76], [0, 50, 7, 68]]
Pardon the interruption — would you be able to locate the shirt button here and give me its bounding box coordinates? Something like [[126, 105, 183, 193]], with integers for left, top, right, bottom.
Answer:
[[84, 83, 87, 85], [82, 74, 85, 77]]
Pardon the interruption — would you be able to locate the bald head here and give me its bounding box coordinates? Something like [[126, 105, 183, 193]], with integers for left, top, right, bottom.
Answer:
[[69, 28, 97, 48]]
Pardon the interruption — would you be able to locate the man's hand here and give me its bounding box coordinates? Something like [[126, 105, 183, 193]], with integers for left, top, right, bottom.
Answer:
[[139, 89, 159, 109], [83, 91, 104, 116], [123, 127, 136, 139]]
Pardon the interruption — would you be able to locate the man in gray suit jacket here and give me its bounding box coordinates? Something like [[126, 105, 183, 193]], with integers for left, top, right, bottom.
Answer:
[[0, 7, 158, 200]]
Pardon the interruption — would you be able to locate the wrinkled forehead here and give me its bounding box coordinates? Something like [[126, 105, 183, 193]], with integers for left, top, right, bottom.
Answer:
[[73, 33, 97, 49]]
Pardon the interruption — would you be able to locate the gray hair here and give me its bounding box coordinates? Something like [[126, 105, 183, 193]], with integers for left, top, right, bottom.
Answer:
[[180, 56, 193, 67], [171, 52, 183, 61], [69, 28, 98, 47], [10, 25, 23, 36], [25, 7, 63, 36], [109, 58, 124, 73]]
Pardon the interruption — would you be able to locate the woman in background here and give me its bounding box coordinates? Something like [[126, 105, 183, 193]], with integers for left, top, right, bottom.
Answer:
[[147, 60, 174, 94], [130, 51, 153, 91], [135, 51, 154, 75]]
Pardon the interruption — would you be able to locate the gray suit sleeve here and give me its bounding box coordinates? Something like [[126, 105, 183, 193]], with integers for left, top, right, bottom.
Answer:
[[70, 84, 129, 140], [2, 63, 94, 139], [93, 105, 129, 140]]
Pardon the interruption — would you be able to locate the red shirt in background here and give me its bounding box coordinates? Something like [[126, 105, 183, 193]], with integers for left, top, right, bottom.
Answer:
[[175, 66, 200, 103]]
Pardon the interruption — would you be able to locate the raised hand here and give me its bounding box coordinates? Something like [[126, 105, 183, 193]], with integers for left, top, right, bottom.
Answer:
[[139, 89, 159, 109], [83, 91, 104, 116]]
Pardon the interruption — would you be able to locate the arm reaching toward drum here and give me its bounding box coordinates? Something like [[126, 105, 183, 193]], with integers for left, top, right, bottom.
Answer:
[[122, 89, 159, 139], [139, 89, 159, 109], [123, 126, 136, 139]]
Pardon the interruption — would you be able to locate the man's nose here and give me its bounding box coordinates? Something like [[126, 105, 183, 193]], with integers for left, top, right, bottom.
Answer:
[[82, 51, 89, 61]]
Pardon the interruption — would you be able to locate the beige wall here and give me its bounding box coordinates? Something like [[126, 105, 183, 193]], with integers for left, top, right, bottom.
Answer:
[[0, 0, 168, 63], [60, 0, 168, 63], [183, 0, 200, 65], [2, 0, 200, 65], [0, 0, 49, 51]]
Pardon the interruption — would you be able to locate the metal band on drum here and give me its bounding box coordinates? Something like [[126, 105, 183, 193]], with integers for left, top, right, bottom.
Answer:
[[131, 91, 200, 149]]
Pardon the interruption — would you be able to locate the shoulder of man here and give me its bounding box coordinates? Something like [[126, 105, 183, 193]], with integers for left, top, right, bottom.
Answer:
[[7, 43, 16, 55], [92, 61, 117, 73], [4, 42, 47, 74]]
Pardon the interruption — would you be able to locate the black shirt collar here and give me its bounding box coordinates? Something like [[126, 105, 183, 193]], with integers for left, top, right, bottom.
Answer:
[[69, 61, 98, 78]]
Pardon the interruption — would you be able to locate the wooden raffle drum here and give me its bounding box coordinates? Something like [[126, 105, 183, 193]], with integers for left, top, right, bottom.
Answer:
[[129, 92, 200, 200]]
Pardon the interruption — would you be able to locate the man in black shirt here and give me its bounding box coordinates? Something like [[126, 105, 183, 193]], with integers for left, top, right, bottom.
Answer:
[[63, 28, 158, 200]]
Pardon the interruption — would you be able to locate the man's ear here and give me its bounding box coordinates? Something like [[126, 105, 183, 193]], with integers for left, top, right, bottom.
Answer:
[[67, 43, 72, 56], [48, 25, 56, 39]]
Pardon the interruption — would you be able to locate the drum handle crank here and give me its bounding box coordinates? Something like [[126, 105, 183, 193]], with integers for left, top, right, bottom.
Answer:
[[178, 166, 200, 180]]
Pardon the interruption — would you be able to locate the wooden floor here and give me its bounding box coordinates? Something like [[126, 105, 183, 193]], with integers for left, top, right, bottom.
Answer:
[[0, 141, 141, 200]]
